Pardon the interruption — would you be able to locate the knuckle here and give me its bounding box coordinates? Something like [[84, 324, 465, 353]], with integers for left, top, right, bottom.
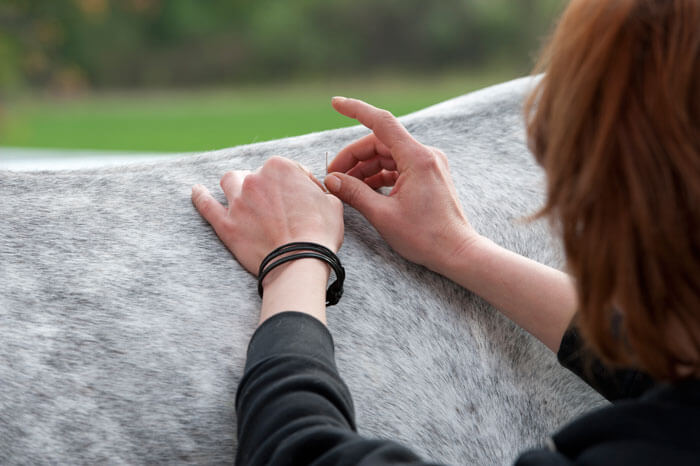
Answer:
[[345, 183, 361, 203], [378, 109, 395, 122], [220, 171, 234, 187], [265, 155, 288, 169], [241, 173, 260, 192], [198, 197, 214, 215], [414, 150, 440, 171], [434, 148, 449, 164]]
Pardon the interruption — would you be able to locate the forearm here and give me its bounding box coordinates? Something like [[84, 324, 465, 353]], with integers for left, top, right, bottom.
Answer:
[[438, 235, 578, 352], [239, 297, 438, 465]]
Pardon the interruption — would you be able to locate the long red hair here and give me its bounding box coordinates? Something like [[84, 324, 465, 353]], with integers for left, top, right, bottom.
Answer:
[[524, 0, 700, 381]]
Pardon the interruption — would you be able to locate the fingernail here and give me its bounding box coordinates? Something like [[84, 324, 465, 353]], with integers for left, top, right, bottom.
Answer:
[[332, 96, 347, 103], [324, 174, 341, 192], [191, 184, 203, 196]]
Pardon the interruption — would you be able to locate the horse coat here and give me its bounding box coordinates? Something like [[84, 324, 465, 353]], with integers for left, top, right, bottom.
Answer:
[[0, 77, 605, 465]]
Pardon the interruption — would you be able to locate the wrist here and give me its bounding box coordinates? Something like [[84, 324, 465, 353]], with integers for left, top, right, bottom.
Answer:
[[430, 228, 487, 277], [261, 256, 331, 290], [259, 258, 331, 326]]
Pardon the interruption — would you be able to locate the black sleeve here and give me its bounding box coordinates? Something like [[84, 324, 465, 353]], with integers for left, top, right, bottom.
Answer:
[[514, 448, 573, 465], [235, 311, 445, 466], [556, 325, 655, 402]]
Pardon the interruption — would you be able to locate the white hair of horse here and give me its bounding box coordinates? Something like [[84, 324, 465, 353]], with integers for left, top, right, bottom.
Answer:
[[0, 77, 604, 465]]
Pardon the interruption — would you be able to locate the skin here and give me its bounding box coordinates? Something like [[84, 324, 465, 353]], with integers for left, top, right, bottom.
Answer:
[[191, 96, 577, 353], [191, 156, 342, 326]]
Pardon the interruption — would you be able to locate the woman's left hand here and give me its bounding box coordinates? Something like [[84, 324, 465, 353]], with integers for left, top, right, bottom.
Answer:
[[191, 156, 344, 276]]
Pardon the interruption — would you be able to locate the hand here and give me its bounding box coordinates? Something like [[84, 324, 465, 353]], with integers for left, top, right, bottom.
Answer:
[[324, 97, 480, 274], [192, 156, 344, 276]]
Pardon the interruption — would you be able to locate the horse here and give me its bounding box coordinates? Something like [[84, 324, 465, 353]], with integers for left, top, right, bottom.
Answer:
[[0, 76, 604, 465]]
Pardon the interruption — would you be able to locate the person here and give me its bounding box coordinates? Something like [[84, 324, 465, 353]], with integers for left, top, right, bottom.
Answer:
[[190, 0, 699, 464]]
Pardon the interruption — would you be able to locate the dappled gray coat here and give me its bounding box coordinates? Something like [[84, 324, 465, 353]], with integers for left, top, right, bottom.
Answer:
[[0, 77, 604, 465]]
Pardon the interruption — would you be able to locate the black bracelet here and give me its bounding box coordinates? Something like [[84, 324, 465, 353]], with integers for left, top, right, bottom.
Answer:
[[257, 242, 345, 306]]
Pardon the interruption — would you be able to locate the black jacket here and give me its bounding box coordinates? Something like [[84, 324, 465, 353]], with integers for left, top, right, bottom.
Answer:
[[235, 311, 700, 465]]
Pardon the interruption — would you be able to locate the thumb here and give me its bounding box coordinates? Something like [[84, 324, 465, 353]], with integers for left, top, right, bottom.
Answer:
[[324, 172, 385, 221]]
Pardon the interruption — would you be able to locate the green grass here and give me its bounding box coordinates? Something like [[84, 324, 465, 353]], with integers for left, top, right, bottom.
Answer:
[[0, 69, 520, 153]]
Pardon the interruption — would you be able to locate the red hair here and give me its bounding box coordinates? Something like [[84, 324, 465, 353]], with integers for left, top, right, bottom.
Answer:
[[524, 0, 700, 381]]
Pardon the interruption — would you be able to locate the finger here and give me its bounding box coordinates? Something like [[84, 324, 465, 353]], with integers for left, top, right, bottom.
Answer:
[[331, 97, 418, 162], [327, 133, 392, 174], [305, 170, 329, 193], [192, 184, 228, 232], [293, 160, 328, 193], [324, 172, 387, 223], [220, 170, 248, 201], [347, 156, 397, 181], [262, 156, 328, 193], [364, 170, 399, 190]]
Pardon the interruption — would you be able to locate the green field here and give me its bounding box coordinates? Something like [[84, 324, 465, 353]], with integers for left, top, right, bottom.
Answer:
[[0, 70, 519, 153]]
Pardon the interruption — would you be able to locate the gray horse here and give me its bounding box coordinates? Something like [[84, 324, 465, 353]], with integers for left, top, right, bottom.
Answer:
[[0, 77, 604, 465]]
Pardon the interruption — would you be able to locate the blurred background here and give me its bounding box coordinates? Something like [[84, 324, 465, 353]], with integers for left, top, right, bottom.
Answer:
[[0, 0, 566, 169]]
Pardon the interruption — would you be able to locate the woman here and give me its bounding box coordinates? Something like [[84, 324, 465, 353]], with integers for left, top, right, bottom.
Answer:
[[191, 0, 699, 464]]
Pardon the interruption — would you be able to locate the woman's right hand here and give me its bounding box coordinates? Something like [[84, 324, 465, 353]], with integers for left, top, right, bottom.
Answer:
[[324, 97, 481, 274]]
